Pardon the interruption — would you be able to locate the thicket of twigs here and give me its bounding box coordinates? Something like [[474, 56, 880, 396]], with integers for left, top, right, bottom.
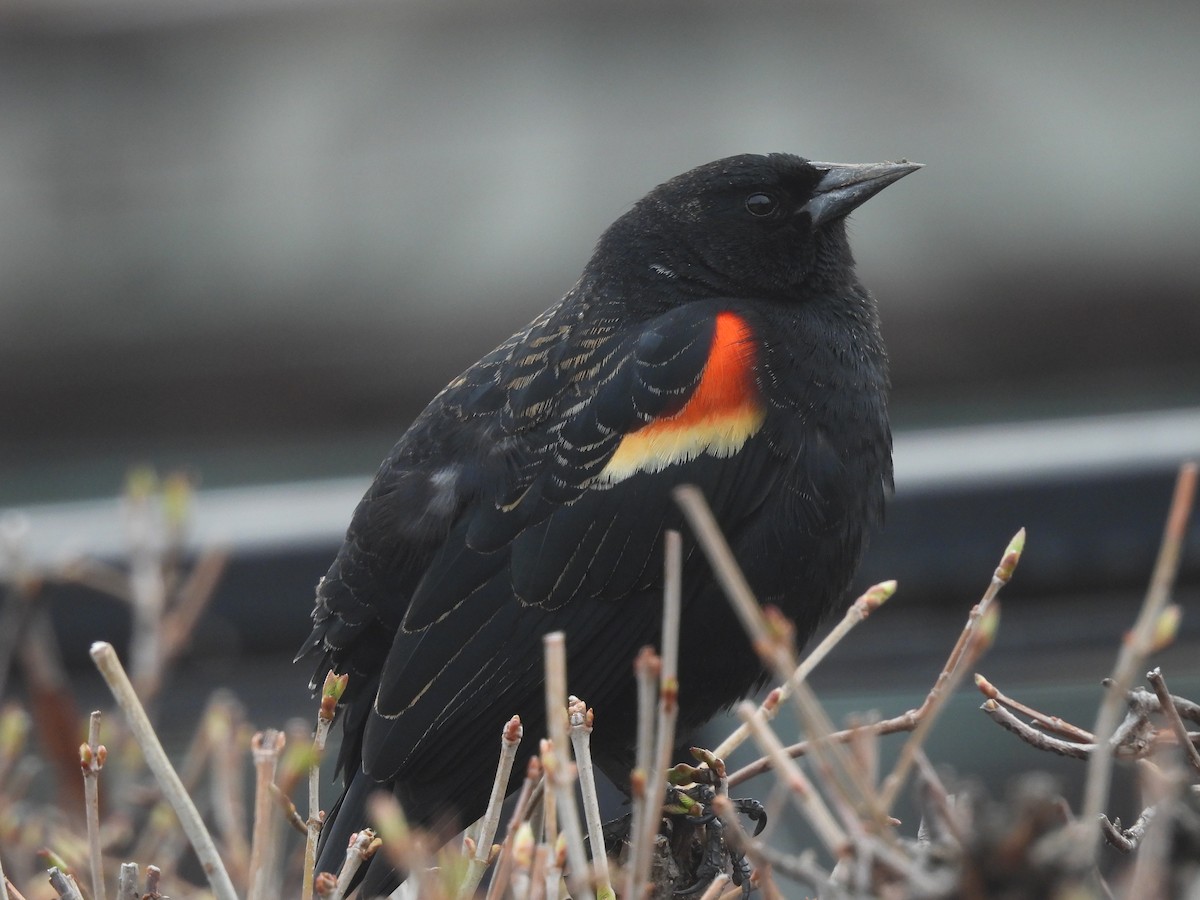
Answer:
[[0, 462, 1196, 899]]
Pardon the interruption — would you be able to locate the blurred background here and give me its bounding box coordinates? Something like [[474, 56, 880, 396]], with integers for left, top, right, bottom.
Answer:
[[2, 0, 1199, 873]]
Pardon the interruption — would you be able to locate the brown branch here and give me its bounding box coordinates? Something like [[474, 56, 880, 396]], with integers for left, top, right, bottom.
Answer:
[[1146, 668, 1200, 774], [90, 642, 238, 900], [81, 710, 107, 900], [248, 729, 286, 900], [975, 673, 1095, 743], [1099, 805, 1157, 854], [1081, 461, 1197, 833], [981, 700, 1094, 759], [729, 707, 923, 788], [47, 868, 85, 900], [485, 755, 541, 900], [912, 749, 965, 846]]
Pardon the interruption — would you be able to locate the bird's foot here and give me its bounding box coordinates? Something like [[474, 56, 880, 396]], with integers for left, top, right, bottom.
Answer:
[[667, 785, 766, 897]]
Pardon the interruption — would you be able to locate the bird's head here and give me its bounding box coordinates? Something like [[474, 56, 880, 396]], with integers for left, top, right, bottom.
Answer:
[[591, 153, 921, 300]]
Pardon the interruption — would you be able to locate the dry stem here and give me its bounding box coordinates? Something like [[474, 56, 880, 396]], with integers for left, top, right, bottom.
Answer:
[[305, 672, 345, 900], [568, 701, 613, 900], [541, 632, 594, 900], [248, 729, 285, 900], [81, 710, 107, 900], [485, 755, 542, 900], [459, 715, 524, 899], [46, 869, 84, 900], [712, 580, 895, 761], [975, 673, 1095, 743], [331, 829, 379, 900], [878, 600, 1000, 812], [88, 642, 238, 900], [116, 863, 138, 900], [1146, 667, 1200, 774], [735, 701, 847, 857], [981, 700, 1092, 759], [695, 873, 730, 900], [1081, 462, 1197, 840], [677, 486, 919, 831], [625, 644, 660, 899]]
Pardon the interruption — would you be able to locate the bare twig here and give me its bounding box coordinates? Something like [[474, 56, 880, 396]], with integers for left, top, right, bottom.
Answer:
[[675, 486, 888, 827], [1146, 667, 1200, 773], [532, 841, 551, 900], [788, 669, 892, 832], [331, 829, 380, 900], [1125, 768, 1184, 900], [735, 701, 847, 857], [981, 699, 1093, 759], [878, 600, 999, 812], [130, 691, 219, 867], [629, 531, 685, 900], [1099, 805, 1157, 853], [46, 869, 85, 900], [712, 580, 895, 761], [507, 821, 535, 900], [875, 529, 1022, 812], [207, 694, 250, 886], [541, 632, 593, 900], [673, 487, 774, 655], [304, 672, 345, 900], [1139, 687, 1200, 726], [80, 710, 107, 900], [459, 715, 524, 899], [625, 645, 661, 899], [696, 873, 731, 900], [567, 700, 613, 900], [116, 863, 139, 900], [369, 792, 436, 894], [912, 749, 965, 846], [730, 711, 919, 787], [485, 755, 541, 900], [269, 781, 307, 835], [1081, 462, 1196, 840], [89, 641, 238, 900], [248, 729, 286, 900], [974, 673, 1096, 743]]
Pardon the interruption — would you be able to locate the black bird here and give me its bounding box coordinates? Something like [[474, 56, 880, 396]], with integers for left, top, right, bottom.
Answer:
[[299, 152, 919, 895]]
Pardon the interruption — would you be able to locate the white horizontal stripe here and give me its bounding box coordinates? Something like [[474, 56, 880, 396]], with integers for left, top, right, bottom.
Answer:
[[3, 408, 1196, 570]]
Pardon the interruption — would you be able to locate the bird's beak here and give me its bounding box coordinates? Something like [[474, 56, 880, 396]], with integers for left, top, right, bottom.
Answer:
[[799, 160, 923, 228]]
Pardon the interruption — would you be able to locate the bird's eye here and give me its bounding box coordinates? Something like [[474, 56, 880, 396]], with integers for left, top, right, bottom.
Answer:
[[744, 192, 780, 218]]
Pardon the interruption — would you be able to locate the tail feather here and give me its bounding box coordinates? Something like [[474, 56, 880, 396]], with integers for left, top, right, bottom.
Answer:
[[315, 771, 404, 897]]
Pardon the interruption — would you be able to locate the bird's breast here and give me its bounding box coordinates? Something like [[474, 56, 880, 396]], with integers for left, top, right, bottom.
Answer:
[[598, 311, 765, 485]]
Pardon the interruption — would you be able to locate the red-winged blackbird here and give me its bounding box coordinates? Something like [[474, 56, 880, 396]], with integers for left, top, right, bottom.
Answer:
[[299, 153, 919, 894]]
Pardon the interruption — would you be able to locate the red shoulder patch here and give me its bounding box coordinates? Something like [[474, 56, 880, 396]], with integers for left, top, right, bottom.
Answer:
[[599, 311, 765, 484]]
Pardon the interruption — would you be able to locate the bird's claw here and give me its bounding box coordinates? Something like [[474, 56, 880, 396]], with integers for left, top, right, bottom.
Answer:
[[729, 797, 768, 837], [666, 786, 764, 896]]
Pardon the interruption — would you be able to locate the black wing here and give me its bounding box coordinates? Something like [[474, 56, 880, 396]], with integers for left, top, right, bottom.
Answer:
[[300, 296, 731, 781]]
